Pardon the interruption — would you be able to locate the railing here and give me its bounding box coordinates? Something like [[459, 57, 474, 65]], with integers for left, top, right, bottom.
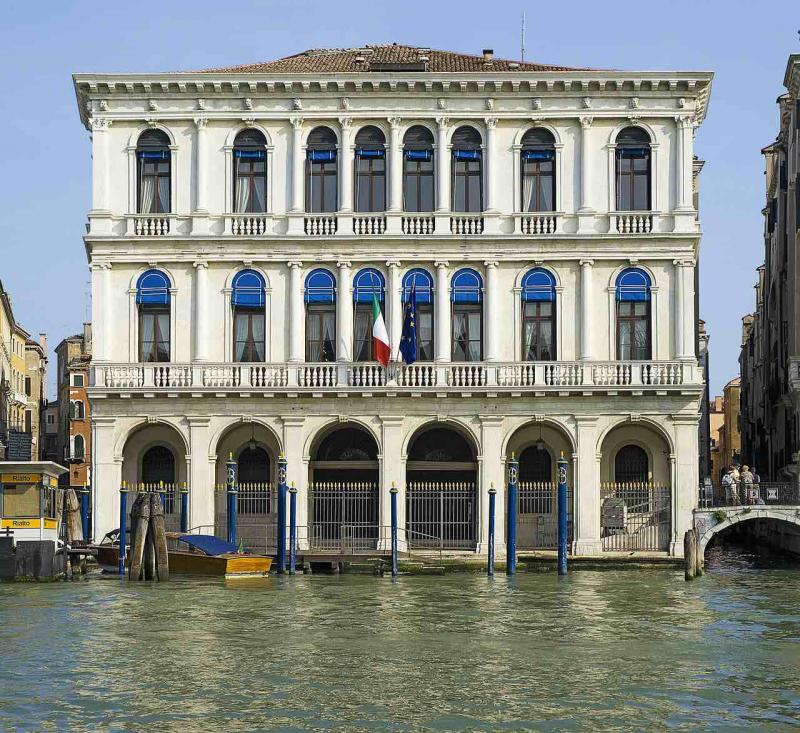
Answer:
[[352, 215, 386, 235], [600, 482, 671, 551], [304, 215, 338, 235], [613, 212, 655, 234], [699, 482, 800, 508], [214, 483, 276, 553], [308, 482, 379, 552], [447, 364, 487, 387], [349, 364, 385, 387], [133, 215, 171, 236], [516, 481, 574, 550], [230, 214, 269, 236], [298, 363, 338, 388], [406, 481, 477, 550], [402, 214, 435, 235], [450, 215, 484, 235], [517, 213, 558, 235], [396, 363, 437, 387]]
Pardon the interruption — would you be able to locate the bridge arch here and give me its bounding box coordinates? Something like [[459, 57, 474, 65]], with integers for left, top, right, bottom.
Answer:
[[698, 508, 800, 557]]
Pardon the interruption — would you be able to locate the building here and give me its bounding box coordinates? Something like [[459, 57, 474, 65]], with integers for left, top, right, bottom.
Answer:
[[24, 335, 48, 459], [41, 400, 60, 462], [697, 319, 712, 480], [740, 54, 800, 481], [708, 393, 725, 481], [55, 325, 92, 487], [715, 377, 741, 478], [73, 44, 712, 555]]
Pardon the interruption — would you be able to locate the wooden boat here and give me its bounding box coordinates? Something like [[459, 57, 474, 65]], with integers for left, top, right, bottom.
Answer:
[[96, 531, 272, 577]]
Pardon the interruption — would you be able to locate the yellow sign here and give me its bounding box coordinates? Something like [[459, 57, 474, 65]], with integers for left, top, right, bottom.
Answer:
[[1, 473, 41, 484], [43, 519, 57, 530], [1, 518, 42, 529]]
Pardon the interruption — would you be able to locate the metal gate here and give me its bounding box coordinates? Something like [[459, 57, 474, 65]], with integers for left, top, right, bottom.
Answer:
[[516, 482, 574, 549], [308, 482, 378, 551], [214, 483, 276, 552], [600, 482, 671, 551], [406, 482, 476, 549], [127, 484, 182, 533]]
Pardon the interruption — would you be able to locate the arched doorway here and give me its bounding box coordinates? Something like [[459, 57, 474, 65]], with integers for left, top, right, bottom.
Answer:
[[309, 426, 379, 551], [141, 445, 177, 514], [406, 426, 478, 549]]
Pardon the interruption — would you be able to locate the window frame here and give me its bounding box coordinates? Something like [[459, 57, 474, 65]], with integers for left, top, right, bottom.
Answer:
[[136, 130, 171, 215], [403, 126, 435, 213], [306, 127, 339, 213], [451, 126, 483, 213], [138, 305, 171, 363], [233, 129, 268, 214], [402, 268, 435, 361], [353, 126, 387, 213], [615, 128, 652, 212]]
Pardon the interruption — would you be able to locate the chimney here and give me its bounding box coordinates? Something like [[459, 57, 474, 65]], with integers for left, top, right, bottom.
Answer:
[[482, 48, 494, 63], [38, 333, 47, 351]]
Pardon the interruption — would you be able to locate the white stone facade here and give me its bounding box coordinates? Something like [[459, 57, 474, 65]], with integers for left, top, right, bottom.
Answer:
[[74, 46, 712, 555]]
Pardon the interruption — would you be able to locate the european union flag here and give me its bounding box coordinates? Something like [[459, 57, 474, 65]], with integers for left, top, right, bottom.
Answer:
[[399, 282, 418, 365]]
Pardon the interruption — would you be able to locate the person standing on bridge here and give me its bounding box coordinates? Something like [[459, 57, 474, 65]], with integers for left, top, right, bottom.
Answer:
[[741, 465, 755, 504]]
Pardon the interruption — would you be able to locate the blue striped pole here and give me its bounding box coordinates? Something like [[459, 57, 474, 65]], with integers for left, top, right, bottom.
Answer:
[[277, 454, 288, 573], [390, 483, 398, 577], [557, 453, 568, 576], [487, 483, 496, 577], [118, 481, 128, 575], [506, 454, 518, 575], [226, 453, 237, 545], [80, 481, 90, 541], [180, 482, 189, 533], [289, 483, 297, 575]]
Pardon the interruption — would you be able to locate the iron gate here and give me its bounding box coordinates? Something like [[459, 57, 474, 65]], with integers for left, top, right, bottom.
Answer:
[[406, 482, 476, 549], [516, 482, 574, 549], [214, 483, 276, 552], [308, 482, 378, 551], [600, 483, 671, 551]]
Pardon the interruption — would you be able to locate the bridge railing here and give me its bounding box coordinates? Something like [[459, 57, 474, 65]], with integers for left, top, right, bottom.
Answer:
[[699, 482, 800, 508]]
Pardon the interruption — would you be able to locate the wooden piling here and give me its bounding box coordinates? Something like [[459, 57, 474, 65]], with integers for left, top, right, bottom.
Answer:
[[128, 493, 150, 581], [694, 529, 704, 576], [143, 522, 156, 580], [684, 528, 696, 581], [149, 493, 170, 581]]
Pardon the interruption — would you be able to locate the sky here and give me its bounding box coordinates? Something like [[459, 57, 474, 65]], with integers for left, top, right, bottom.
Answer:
[[0, 0, 796, 396]]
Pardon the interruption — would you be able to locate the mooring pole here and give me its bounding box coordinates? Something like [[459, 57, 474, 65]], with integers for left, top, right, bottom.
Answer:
[[118, 481, 128, 575], [80, 481, 90, 542], [180, 482, 189, 533], [506, 453, 518, 575], [488, 483, 496, 577], [277, 454, 288, 573], [289, 482, 297, 575], [557, 453, 568, 576], [390, 483, 399, 577], [226, 453, 237, 545]]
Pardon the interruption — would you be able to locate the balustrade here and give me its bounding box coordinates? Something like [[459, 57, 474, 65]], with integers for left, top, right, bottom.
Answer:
[[518, 213, 558, 235], [230, 215, 269, 236], [449, 215, 484, 235], [304, 215, 338, 235], [352, 215, 386, 235], [613, 212, 654, 234], [401, 214, 436, 235], [133, 215, 171, 236]]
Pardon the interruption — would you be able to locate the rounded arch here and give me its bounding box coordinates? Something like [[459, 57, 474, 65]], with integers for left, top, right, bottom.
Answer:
[[114, 418, 189, 459], [451, 267, 483, 303], [127, 123, 176, 149], [305, 267, 337, 303], [403, 124, 435, 147], [613, 444, 649, 483], [212, 419, 283, 487], [401, 267, 434, 303], [698, 512, 800, 556], [354, 124, 387, 147], [118, 420, 189, 489], [606, 120, 658, 147], [128, 265, 178, 292], [501, 417, 576, 457], [224, 122, 273, 148], [595, 415, 675, 456], [231, 268, 267, 307], [401, 418, 480, 460], [520, 267, 557, 302], [353, 267, 386, 302], [313, 426, 379, 462], [606, 262, 657, 291], [304, 124, 339, 147], [448, 123, 484, 147], [513, 263, 562, 289], [222, 264, 271, 291], [513, 123, 562, 147], [303, 418, 381, 461], [208, 417, 283, 462], [520, 127, 557, 147]]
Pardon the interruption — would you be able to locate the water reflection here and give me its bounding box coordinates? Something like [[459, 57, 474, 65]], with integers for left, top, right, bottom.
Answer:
[[0, 555, 799, 731]]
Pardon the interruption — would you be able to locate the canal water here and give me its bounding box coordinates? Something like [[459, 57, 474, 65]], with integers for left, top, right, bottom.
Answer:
[[1, 551, 799, 732]]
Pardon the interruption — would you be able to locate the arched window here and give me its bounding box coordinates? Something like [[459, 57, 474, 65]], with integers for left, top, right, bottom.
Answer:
[[233, 129, 267, 213], [519, 445, 552, 483], [451, 268, 483, 361], [136, 270, 171, 363], [71, 400, 85, 420], [354, 126, 386, 212], [403, 126, 435, 212], [616, 268, 651, 360], [402, 268, 434, 361], [353, 268, 385, 362], [73, 434, 85, 460], [305, 269, 337, 362], [306, 126, 338, 213], [231, 270, 266, 362], [615, 127, 651, 211], [614, 444, 649, 484], [451, 126, 483, 212], [136, 129, 171, 214], [141, 445, 176, 485], [238, 446, 271, 485], [521, 128, 555, 212], [521, 268, 556, 361]]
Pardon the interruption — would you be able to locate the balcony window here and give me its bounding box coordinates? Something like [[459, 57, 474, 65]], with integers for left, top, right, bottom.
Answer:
[[615, 127, 651, 211], [402, 268, 434, 361], [616, 268, 651, 360], [451, 126, 483, 213], [73, 434, 85, 461], [305, 269, 337, 361], [354, 126, 386, 212], [521, 268, 556, 361], [451, 268, 483, 361], [136, 129, 171, 214], [353, 268, 385, 361], [403, 126, 435, 212], [232, 270, 266, 362], [233, 129, 267, 213], [136, 269, 171, 363], [521, 128, 555, 212], [306, 126, 338, 213]]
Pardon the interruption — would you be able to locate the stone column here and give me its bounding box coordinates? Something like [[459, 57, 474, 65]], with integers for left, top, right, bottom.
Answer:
[[337, 261, 353, 361], [387, 260, 402, 359], [388, 118, 403, 213], [193, 261, 209, 362], [671, 414, 699, 556], [479, 416, 505, 552], [339, 117, 353, 213], [435, 261, 451, 362], [436, 117, 450, 212], [102, 263, 112, 361], [282, 416, 307, 548], [90, 117, 111, 213], [290, 117, 305, 213], [682, 260, 696, 360], [580, 260, 593, 360], [674, 116, 694, 211], [91, 416, 120, 541], [674, 260, 686, 359], [90, 264, 107, 362], [578, 117, 594, 212], [381, 416, 406, 549], [573, 416, 601, 555], [484, 261, 499, 362], [193, 118, 208, 213], [288, 261, 304, 363], [188, 417, 212, 531], [484, 118, 497, 212]]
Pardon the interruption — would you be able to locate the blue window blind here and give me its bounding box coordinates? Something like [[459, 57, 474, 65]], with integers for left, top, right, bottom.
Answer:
[[521, 269, 556, 302], [405, 149, 432, 161], [232, 269, 266, 307], [451, 268, 483, 303], [402, 268, 434, 304], [234, 150, 265, 159], [616, 268, 651, 302], [618, 147, 649, 159], [353, 268, 385, 303], [521, 149, 554, 161], [137, 151, 169, 160], [453, 150, 481, 161], [356, 148, 385, 159], [308, 150, 336, 162], [305, 269, 336, 304], [136, 270, 171, 305]]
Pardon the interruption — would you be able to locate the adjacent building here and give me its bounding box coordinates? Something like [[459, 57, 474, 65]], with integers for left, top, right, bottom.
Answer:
[[740, 54, 800, 480], [74, 44, 712, 555], [715, 377, 741, 478]]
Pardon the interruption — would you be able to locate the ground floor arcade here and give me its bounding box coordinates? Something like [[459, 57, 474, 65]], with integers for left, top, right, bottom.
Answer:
[[89, 395, 700, 556]]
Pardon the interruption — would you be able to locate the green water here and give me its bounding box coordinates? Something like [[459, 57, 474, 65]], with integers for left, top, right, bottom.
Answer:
[[1, 549, 799, 732]]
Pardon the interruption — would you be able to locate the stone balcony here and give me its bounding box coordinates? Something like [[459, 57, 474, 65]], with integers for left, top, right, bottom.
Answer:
[[90, 359, 702, 398]]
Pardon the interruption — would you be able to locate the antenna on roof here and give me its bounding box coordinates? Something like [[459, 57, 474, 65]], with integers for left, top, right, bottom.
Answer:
[[521, 11, 526, 62]]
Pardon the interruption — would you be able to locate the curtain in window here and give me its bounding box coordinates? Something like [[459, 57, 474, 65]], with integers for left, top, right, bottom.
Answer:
[[156, 314, 170, 361], [254, 176, 266, 212], [140, 177, 155, 214], [157, 176, 170, 213], [234, 314, 249, 361], [354, 310, 370, 361], [633, 318, 648, 358], [252, 314, 265, 361], [522, 166, 535, 212], [140, 314, 155, 361], [467, 313, 481, 361], [307, 314, 321, 361], [235, 176, 251, 213]]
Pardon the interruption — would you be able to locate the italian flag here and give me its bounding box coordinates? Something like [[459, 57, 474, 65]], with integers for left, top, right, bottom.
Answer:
[[372, 293, 391, 367]]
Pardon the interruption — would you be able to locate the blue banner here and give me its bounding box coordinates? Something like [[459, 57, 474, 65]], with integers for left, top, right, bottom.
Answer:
[[399, 282, 418, 365]]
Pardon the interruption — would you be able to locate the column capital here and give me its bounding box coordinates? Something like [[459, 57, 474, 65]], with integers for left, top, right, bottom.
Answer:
[[574, 415, 598, 426], [484, 260, 499, 268], [388, 116, 403, 129], [385, 259, 401, 268], [287, 260, 303, 269], [434, 260, 449, 269], [435, 116, 450, 129], [186, 416, 211, 427], [485, 117, 498, 129], [336, 260, 352, 270], [193, 117, 208, 130], [580, 116, 594, 129], [290, 116, 304, 130], [380, 415, 405, 427], [673, 258, 695, 268], [193, 260, 208, 270], [338, 116, 353, 130], [281, 415, 306, 428], [580, 259, 594, 267], [90, 117, 112, 131], [479, 415, 505, 427]]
